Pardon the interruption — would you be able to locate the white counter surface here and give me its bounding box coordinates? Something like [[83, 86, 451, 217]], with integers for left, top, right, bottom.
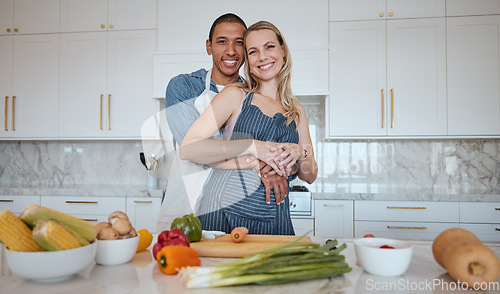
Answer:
[[2, 237, 499, 294]]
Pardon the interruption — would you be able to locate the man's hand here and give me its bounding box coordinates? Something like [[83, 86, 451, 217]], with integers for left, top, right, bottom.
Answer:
[[254, 160, 289, 205]]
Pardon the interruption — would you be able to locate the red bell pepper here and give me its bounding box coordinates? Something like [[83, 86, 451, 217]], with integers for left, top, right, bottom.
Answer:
[[152, 228, 190, 260]]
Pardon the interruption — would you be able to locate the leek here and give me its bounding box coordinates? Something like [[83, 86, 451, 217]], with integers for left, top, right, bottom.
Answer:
[[179, 237, 352, 288]]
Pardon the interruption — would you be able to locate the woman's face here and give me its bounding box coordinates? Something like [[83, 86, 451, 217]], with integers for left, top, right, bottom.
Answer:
[[245, 29, 285, 82]]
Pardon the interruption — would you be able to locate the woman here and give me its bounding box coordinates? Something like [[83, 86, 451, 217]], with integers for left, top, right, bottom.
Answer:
[[180, 21, 318, 235]]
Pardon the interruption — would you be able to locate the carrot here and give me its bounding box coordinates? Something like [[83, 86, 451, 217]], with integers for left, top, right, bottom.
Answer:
[[231, 227, 248, 243]]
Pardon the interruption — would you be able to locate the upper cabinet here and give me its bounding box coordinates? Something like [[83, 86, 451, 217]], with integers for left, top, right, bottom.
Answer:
[[60, 0, 157, 33], [329, 18, 446, 137], [447, 15, 500, 135], [59, 30, 158, 138], [0, 34, 59, 138], [0, 0, 60, 35], [330, 0, 445, 21], [158, 0, 327, 53], [446, 0, 500, 16]]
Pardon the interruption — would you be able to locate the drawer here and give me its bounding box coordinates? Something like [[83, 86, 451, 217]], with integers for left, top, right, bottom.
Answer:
[[460, 223, 500, 242], [0, 195, 40, 215], [460, 202, 500, 223], [354, 221, 457, 241], [41, 196, 126, 216], [355, 201, 459, 222]]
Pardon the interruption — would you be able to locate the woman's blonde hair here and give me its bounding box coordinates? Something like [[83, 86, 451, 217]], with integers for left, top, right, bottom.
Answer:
[[237, 21, 300, 126]]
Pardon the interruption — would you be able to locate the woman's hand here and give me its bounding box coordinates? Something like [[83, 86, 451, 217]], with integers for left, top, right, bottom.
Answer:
[[271, 143, 303, 173], [253, 141, 289, 176]]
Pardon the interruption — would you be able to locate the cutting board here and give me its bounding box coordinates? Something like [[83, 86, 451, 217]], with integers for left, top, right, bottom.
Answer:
[[190, 234, 312, 258]]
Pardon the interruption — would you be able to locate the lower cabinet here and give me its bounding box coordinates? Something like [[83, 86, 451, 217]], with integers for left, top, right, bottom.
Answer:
[[459, 202, 500, 242], [314, 200, 354, 238], [126, 197, 161, 233], [354, 200, 459, 240], [0, 195, 40, 215], [41, 196, 126, 225], [291, 217, 314, 237]]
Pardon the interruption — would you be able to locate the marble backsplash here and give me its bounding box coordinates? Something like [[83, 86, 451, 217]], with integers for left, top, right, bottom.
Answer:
[[0, 103, 499, 195]]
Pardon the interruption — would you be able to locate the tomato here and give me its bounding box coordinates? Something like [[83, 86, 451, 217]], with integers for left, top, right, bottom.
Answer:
[[363, 234, 375, 238], [379, 245, 395, 249]]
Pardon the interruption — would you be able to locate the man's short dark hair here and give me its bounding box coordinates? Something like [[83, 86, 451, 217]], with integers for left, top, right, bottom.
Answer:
[[208, 13, 247, 42]]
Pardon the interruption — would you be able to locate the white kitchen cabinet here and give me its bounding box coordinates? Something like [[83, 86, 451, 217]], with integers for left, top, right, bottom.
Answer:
[[41, 196, 126, 225], [126, 197, 161, 233], [354, 200, 459, 240], [329, 0, 445, 21], [159, 0, 327, 53], [314, 200, 353, 238], [59, 30, 158, 138], [329, 18, 446, 137], [459, 202, 500, 242], [446, 0, 500, 16], [0, 0, 60, 36], [0, 195, 40, 215], [447, 16, 500, 136], [0, 34, 59, 138], [291, 218, 315, 237], [60, 0, 157, 33]]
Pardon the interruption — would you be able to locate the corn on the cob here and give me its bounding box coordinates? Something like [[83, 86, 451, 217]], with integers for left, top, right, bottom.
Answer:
[[32, 219, 82, 251], [20, 205, 96, 244], [0, 210, 43, 252]]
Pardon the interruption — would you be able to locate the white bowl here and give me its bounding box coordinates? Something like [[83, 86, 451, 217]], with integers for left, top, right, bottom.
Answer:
[[95, 235, 139, 266], [5, 242, 97, 282], [354, 237, 413, 277]]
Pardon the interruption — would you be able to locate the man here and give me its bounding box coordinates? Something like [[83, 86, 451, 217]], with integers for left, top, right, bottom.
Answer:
[[157, 13, 289, 231]]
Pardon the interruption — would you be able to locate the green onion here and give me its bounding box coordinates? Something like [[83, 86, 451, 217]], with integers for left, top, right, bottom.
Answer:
[[179, 236, 351, 288]]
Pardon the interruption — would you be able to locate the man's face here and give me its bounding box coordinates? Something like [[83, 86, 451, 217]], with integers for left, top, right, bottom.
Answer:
[[206, 22, 246, 84]]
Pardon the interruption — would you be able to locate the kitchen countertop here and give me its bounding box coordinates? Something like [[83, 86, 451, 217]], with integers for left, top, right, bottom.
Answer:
[[1, 182, 499, 202], [1, 237, 499, 294]]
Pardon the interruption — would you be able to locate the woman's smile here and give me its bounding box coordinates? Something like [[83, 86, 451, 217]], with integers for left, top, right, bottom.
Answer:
[[258, 62, 275, 71]]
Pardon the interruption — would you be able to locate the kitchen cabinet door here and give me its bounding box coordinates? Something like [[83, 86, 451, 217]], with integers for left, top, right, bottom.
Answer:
[[60, 0, 157, 33], [0, 195, 40, 215], [446, 0, 500, 17], [386, 18, 447, 136], [0, 0, 60, 35], [106, 30, 158, 138], [159, 0, 327, 52], [9, 34, 59, 138], [0, 36, 13, 136], [126, 197, 161, 233], [329, 21, 387, 137], [59, 30, 158, 138], [329, 0, 445, 21], [59, 32, 108, 138], [328, 18, 446, 137], [314, 200, 353, 238], [291, 217, 314, 237], [447, 15, 500, 136]]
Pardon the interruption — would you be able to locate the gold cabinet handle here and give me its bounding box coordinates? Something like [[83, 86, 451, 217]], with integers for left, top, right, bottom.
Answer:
[[0, 199, 14, 203], [6, 28, 11, 33], [108, 24, 114, 29], [379, 12, 384, 17], [100, 94, 103, 130], [12, 96, 15, 131], [496, 228, 500, 231], [390, 88, 394, 128], [101, 24, 105, 29], [4, 96, 8, 131], [324, 204, 344, 207], [134, 200, 153, 204], [381, 89, 385, 128], [65, 201, 98, 204], [108, 94, 111, 130], [387, 206, 427, 210], [81, 218, 98, 222], [388, 226, 427, 230], [389, 12, 394, 17], [495, 208, 500, 210], [14, 28, 18, 33]]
